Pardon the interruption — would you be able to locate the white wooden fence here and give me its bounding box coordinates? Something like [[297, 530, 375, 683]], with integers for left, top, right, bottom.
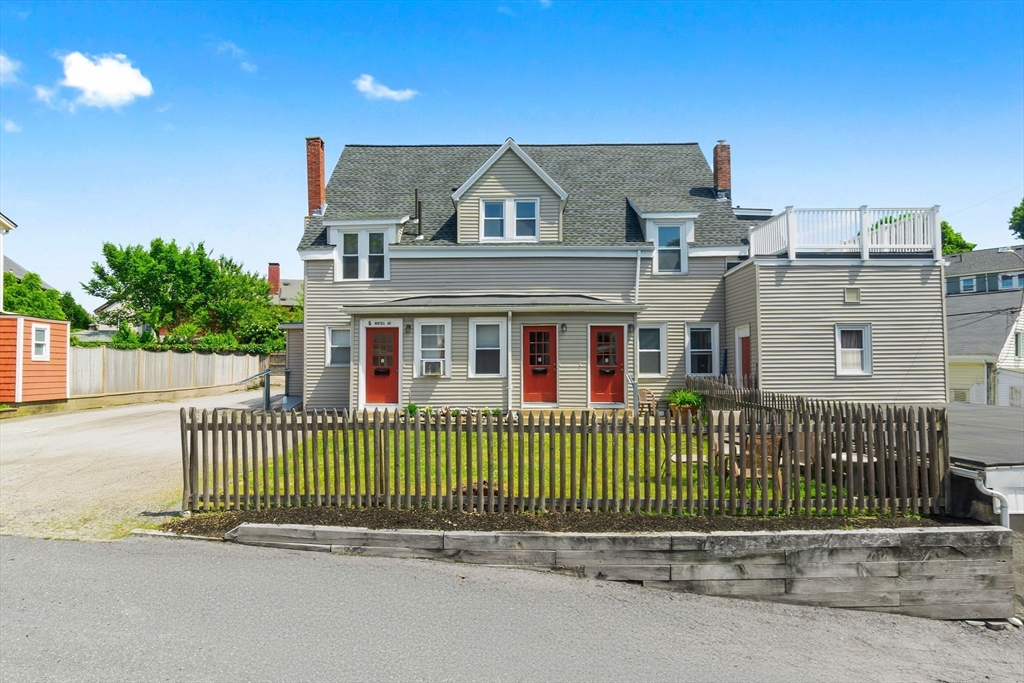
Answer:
[[70, 347, 264, 397]]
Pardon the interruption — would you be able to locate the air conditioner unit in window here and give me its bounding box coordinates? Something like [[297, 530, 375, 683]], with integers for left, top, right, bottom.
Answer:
[[421, 360, 443, 376]]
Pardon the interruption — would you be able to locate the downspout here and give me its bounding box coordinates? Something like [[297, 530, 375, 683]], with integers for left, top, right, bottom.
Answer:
[[951, 466, 1010, 528], [507, 310, 513, 411]]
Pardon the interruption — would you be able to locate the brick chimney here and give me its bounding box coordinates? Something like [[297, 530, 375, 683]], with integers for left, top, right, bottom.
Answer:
[[713, 140, 731, 201], [306, 136, 325, 215], [268, 263, 281, 296]]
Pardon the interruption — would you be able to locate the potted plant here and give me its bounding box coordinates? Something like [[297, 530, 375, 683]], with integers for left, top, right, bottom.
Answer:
[[665, 389, 704, 418]]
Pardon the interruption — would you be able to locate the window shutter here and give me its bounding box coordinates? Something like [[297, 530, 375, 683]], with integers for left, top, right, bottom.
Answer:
[[945, 278, 959, 295]]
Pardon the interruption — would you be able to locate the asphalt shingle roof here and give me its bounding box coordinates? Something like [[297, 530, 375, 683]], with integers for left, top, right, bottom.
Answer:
[[944, 245, 1024, 277], [298, 143, 754, 250], [4, 256, 56, 290], [945, 289, 1023, 357]]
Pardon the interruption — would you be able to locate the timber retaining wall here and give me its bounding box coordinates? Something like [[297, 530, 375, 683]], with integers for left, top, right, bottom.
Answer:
[[224, 524, 1012, 620]]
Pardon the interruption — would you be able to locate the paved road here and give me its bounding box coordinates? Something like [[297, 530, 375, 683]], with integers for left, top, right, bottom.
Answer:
[[0, 388, 276, 540], [946, 403, 1024, 467], [1, 536, 1021, 683]]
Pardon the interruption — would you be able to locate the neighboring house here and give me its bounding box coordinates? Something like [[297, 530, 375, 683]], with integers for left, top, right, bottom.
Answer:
[[268, 262, 302, 308], [0, 313, 70, 405], [4, 256, 57, 291], [946, 288, 1024, 407], [293, 136, 948, 411], [945, 244, 1024, 295]]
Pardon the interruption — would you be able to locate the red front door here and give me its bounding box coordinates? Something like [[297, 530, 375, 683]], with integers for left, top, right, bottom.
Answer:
[[740, 335, 752, 388], [365, 327, 399, 404], [522, 325, 557, 404], [590, 326, 624, 404]]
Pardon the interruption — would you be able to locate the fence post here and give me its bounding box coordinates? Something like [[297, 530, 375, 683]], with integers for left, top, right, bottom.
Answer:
[[180, 407, 191, 510], [137, 348, 142, 391]]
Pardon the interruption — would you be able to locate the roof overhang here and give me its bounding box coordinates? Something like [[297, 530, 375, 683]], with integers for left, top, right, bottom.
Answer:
[[0, 211, 16, 232], [278, 322, 304, 330], [451, 138, 568, 202], [322, 216, 409, 227], [343, 294, 644, 316], [626, 198, 700, 222], [389, 245, 654, 259]]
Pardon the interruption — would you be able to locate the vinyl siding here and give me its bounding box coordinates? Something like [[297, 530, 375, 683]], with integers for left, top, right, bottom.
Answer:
[[635, 257, 727, 403], [0, 317, 16, 403], [456, 150, 562, 243], [756, 264, 946, 402], [724, 262, 758, 378], [285, 328, 304, 398], [996, 311, 1024, 373], [20, 318, 68, 402]]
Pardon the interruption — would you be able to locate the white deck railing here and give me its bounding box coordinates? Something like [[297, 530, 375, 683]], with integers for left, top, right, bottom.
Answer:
[[748, 206, 941, 260]]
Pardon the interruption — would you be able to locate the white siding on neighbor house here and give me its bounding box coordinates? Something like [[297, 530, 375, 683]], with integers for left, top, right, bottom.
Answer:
[[285, 328, 304, 399], [456, 150, 562, 243], [756, 264, 947, 403], [634, 257, 727, 402], [996, 310, 1024, 373], [996, 310, 1024, 407], [303, 256, 638, 410], [947, 361, 986, 404], [724, 261, 758, 379]]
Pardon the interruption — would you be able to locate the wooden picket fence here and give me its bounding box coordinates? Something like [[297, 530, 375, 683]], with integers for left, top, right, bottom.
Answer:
[[180, 399, 950, 516]]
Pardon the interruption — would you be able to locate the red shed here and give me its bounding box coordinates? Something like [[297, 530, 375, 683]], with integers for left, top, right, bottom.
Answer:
[[0, 314, 70, 405]]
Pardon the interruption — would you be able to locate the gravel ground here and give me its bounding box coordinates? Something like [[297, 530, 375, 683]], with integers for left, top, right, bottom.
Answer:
[[1, 535, 1021, 683], [0, 388, 269, 540]]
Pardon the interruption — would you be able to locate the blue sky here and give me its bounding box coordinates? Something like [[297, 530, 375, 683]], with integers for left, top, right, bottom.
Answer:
[[1, 0, 1022, 309]]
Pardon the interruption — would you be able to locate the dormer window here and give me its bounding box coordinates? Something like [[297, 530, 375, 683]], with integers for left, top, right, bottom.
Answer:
[[653, 223, 688, 274], [480, 198, 539, 242], [330, 227, 394, 281]]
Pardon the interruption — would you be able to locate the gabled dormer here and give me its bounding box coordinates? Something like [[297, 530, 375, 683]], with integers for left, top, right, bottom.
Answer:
[[451, 138, 568, 244]]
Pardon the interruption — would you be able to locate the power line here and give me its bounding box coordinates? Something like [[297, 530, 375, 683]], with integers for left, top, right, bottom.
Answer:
[[944, 185, 1022, 219]]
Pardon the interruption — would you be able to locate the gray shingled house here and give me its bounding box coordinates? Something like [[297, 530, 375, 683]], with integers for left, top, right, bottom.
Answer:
[[291, 137, 948, 411], [946, 287, 1024, 406]]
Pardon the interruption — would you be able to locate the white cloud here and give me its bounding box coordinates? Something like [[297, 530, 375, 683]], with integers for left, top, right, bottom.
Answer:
[[240, 61, 258, 73], [497, 6, 516, 16], [59, 52, 153, 108], [34, 85, 57, 104], [0, 53, 21, 85], [539, 0, 552, 7], [353, 74, 417, 102], [215, 40, 245, 59], [2, 119, 21, 133]]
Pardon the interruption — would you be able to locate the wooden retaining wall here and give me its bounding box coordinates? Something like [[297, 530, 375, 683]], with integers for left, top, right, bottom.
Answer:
[[224, 524, 1013, 620]]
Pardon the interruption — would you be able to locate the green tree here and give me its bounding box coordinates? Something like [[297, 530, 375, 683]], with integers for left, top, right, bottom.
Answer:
[[1010, 197, 1024, 241], [941, 221, 975, 255], [3, 272, 66, 320], [58, 291, 92, 330]]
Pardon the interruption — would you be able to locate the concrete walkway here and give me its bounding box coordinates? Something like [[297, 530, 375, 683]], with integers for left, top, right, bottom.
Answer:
[[0, 387, 278, 540]]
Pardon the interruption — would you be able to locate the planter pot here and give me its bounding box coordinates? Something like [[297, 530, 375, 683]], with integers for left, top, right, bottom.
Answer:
[[668, 404, 697, 419]]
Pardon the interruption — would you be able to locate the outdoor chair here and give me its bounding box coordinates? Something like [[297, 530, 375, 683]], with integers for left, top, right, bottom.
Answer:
[[637, 388, 657, 417]]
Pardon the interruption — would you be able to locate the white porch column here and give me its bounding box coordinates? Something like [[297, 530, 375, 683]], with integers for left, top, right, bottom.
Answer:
[[785, 206, 796, 262], [859, 205, 870, 261]]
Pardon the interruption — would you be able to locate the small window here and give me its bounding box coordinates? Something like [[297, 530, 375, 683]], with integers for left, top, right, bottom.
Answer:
[[844, 287, 861, 304], [961, 277, 975, 293], [515, 200, 537, 238], [31, 324, 50, 361], [327, 327, 351, 367], [483, 201, 505, 238], [368, 232, 385, 280], [342, 234, 359, 280], [1016, 331, 1023, 358], [836, 325, 871, 375], [686, 323, 717, 375], [637, 325, 666, 377], [469, 318, 506, 377], [415, 319, 450, 377]]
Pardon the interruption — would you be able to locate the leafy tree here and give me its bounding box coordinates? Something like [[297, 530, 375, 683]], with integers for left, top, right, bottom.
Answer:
[[3, 272, 66, 320], [941, 221, 975, 255], [58, 291, 92, 330], [1010, 197, 1024, 241]]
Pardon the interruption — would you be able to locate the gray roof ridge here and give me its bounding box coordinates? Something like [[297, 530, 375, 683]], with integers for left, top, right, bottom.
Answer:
[[341, 142, 702, 148]]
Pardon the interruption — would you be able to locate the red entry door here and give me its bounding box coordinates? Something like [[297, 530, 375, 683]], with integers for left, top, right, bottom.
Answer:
[[590, 326, 625, 404], [522, 326, 557, 404], [740, 335, 752, 388], [365, 327, 399, 405]]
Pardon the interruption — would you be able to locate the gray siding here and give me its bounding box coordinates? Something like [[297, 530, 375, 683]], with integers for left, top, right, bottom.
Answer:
[[456, 150, 562, 243], [285, 328, 304, 398], [756, 264, 946, 402], [724, 262, 758, 378], [635, 257, 727, 402]]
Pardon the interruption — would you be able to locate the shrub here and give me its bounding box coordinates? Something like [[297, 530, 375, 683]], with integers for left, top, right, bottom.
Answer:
[[196, 332, 238, 353], [110, 322, 141, 348], [666, 388, 704, 409]]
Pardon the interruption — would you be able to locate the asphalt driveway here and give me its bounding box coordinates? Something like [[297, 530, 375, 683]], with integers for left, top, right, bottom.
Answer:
[[0, 388, 276, 540]]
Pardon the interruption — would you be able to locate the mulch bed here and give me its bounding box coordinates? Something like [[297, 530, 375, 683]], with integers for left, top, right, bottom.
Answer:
[[165, 507, 978, 539]]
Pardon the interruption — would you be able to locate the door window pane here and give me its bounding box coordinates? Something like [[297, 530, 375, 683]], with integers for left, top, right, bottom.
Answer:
[[595, 330, 618, 366], [529, 330, 551, 366], [484, 201, 504, 237]]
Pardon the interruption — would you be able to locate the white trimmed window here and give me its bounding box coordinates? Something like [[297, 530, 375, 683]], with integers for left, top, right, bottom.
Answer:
[[336, 230, 389, 281], [637, 325, 667, 377], [1001, 272, 1024, 290], [480, 198, 539, 242], [469, 318, 507, 377], [836, 324, 872, 375], [685, 323, 718, 375], [31, 324, 50, 361], [960, 276, 976, 293], [326, 327, 351, 367], [414, 319, 451, 377], [653, 224, 688, 274]]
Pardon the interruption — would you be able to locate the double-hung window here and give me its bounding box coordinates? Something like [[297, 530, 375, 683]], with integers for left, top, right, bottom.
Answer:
[[685, 323, 717, 375], [1002, 272, 1024, 290], [653, 224, 687, 274], [469, 318, 507, 377], [336, 230, 389, 281], [480, 199, 539, 241], [31, 324, 50, 361], [415, 319, 450, 377], [836, 324, 871, 375], [960, 277, 976, 293], [637, 325, 666, 377], [326, 327, 351, 367]]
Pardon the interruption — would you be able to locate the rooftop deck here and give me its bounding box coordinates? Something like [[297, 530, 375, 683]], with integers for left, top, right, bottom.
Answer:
[[748, 206, 942, 261]]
